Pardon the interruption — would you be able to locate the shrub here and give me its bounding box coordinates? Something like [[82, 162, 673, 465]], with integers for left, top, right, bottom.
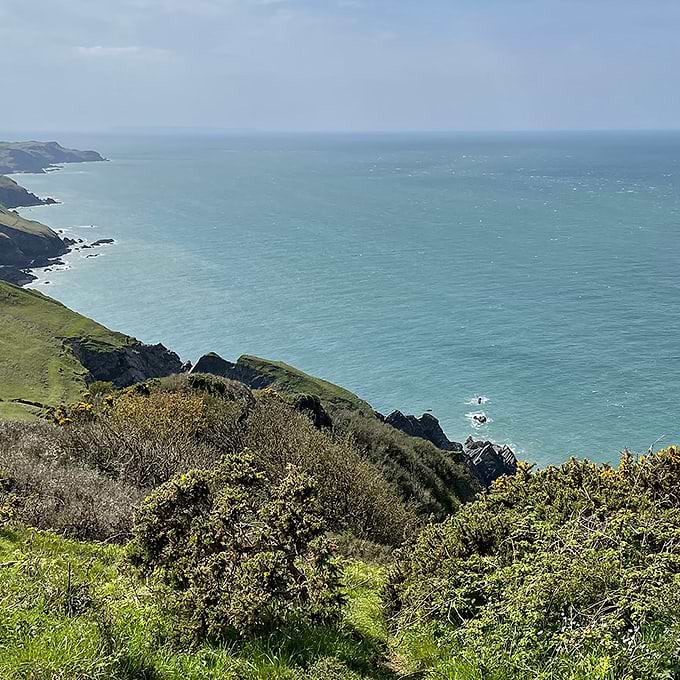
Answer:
[[128, 449, 345, 641], [59, 389, 230, 489], [335, 410, 480, 518], [0, 421, 139, 540], [241, 392, 417, 545], [389, 448, 680, 679]]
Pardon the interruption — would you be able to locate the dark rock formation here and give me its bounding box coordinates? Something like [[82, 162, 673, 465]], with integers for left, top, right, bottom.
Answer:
[[0, 176, 57, 209], [384, 410, 463, 452], [292, 394, 333, 429], [68, 339, 185, 388], [462, 436, 517, 487], [383, 409, 517, 487], [191, 352, 276, 389], [0, 265, 36, 286]]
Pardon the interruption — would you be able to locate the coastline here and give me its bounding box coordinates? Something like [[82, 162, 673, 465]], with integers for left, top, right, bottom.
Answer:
[[0, 142, 110, 287]]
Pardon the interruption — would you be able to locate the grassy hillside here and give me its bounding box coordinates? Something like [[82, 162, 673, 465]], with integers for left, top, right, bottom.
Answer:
[[238, 355, 374, 414], [0, 206, 60, 239], [0, 282, 130, 418]]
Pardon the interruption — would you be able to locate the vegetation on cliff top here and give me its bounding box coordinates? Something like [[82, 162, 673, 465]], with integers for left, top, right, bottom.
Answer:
[[0, 282, 131, 418], [1, 286, 678, 678], [195, 352, 374, 415]]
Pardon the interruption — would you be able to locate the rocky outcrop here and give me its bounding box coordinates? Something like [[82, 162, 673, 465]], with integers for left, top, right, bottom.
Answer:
[[191, 353, 278, 389], [68, 339, 185, 388], [0, 265, 37, 286], [292, 394, 333, 429], [0, 141, 106, 174], [462, 437, 517, 487], [382, 408, 517, 486], [384, 410, 463, 452], [0, 176, 56, 209]]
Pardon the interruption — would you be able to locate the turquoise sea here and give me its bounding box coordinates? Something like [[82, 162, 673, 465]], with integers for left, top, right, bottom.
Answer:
[[8, 131, 680, 466]]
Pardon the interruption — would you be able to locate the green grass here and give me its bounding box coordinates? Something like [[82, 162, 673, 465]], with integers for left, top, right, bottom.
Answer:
[[0, 282, 132, 419], [0, 205, 58, 239], [0, 526, 394, 680], [240, 355, 374, 414]]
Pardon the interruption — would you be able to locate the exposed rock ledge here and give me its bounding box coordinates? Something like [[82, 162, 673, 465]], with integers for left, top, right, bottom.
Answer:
[[191, 352, 275, 388], [382, 410, 464, 452], [382, 409, 517, 486], [67, 339, 185, 388]]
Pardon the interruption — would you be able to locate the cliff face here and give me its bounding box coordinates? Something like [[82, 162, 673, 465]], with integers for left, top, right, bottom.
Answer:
[[383, 410, 464, 452], [68, 339, 185, 388], [0, 208, 68, 285], [0, 209, 67, 265], [0, 141, 106, 174], [0, 176, 56, 209]]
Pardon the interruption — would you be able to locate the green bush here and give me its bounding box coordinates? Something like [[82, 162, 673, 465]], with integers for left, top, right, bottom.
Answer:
[[334, 410, 480, 519], [128, 449, 345, 641], [240, 392, 418, 546], [389, 449, 680, 679]]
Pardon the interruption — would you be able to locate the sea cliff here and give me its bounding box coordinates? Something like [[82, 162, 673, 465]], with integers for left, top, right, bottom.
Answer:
[[0, 141, 108, 285]]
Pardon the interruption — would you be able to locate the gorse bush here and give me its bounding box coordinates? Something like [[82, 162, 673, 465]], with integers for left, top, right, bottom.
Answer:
[[240, 392, 418, 545], [128, 449, 345, 641], [389, 448, 680, 680], [2, 374, 425, 545], [335, 410, 480, 519]]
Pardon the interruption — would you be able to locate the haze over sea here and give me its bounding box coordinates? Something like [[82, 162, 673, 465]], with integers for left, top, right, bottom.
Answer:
[[8, 131, 680, 466]]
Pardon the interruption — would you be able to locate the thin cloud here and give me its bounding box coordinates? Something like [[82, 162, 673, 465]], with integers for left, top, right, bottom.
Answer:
[[74, 45, 171, 59]]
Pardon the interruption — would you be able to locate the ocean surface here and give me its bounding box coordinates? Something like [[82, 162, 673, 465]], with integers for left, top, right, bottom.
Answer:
[[8, 131, 680, 466]]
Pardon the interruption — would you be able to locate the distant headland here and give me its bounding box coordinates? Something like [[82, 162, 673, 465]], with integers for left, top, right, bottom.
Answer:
[[0, 140, 109, 286]]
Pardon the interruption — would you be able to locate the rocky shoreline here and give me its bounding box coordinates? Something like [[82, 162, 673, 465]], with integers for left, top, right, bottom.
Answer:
[[0, 140, 518, 486], [0, 141, 110, 286]]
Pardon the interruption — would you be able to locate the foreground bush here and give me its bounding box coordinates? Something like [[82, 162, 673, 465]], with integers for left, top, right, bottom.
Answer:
[[3, 375, 419, 546], [0, 526, 393, 680], [389, 449, 680, 679], [241, 392, 418, 545], [129, 449, 345, 641]]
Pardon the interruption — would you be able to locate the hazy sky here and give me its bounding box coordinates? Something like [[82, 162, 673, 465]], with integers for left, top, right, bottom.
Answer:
[[2, 0, 679, 132]]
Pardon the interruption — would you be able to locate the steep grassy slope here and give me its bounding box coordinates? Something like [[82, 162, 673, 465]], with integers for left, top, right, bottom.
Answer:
[[0, 283, 131, 418], [193, 352, 374, 414]]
